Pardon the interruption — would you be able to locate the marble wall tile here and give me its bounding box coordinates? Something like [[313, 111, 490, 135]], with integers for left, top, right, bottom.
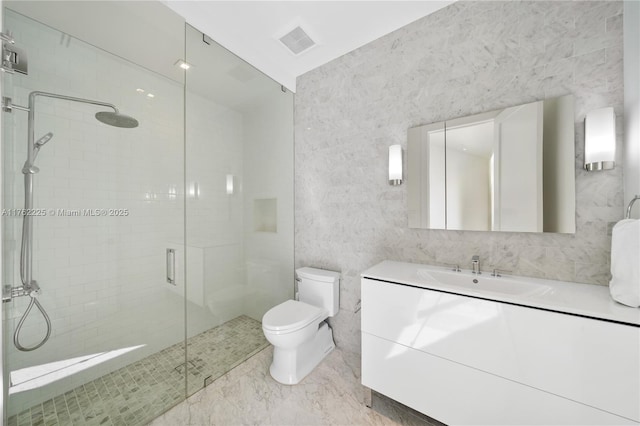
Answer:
[[295, 1, 625, 355]]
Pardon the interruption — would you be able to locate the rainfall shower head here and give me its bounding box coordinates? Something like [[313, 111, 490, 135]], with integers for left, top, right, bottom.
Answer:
[[95, 111, 139, 129], [19, 92, 140, 177]]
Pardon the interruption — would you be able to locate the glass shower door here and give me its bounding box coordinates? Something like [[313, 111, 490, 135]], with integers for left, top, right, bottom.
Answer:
[[1, 7, 295, 425], [184, 24, 294, 396], [2, 9, 187, 425]]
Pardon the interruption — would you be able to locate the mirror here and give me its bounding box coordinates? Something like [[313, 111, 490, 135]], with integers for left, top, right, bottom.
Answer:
[[408, 95, 575, 233]]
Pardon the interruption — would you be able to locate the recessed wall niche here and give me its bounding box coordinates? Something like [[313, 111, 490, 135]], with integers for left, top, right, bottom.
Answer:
[[254, 198, 277, 233]]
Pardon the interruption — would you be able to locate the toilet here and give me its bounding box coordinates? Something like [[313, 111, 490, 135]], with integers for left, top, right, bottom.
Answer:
[[262, 267, 340, 384]]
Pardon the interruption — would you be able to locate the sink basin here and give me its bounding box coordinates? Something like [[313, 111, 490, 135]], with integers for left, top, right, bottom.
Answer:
[[417, 269, 552, 297]]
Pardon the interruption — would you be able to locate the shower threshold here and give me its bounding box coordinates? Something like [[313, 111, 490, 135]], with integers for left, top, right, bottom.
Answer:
[[10, 345, 146, 395]]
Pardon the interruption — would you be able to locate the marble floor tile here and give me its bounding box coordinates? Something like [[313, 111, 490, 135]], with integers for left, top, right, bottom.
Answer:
[[151, 347, 443, 426]]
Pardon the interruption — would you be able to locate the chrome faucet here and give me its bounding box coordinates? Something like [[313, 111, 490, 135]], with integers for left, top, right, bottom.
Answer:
[[471, 255, 481, 274]]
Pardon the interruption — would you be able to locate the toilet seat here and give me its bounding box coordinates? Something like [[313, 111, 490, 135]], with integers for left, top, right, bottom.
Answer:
[[262, 300, 326, 333]]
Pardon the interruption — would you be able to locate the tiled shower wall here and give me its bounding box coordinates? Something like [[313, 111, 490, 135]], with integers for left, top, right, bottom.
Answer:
[[295, 1, 625, 354], [3, 10, 186, 414]]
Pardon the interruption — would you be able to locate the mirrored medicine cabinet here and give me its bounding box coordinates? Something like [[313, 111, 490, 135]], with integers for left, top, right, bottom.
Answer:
[[408, 95, 575, 234]]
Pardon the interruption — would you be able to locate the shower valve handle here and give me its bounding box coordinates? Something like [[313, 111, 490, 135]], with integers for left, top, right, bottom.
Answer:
[[27, 280, 41, 297]]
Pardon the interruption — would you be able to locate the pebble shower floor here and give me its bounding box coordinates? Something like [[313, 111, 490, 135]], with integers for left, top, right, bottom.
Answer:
[[7, 315, 268, 426]]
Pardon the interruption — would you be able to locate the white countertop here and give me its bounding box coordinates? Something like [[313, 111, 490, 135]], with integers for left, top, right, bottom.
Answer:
[[361, 260, 640, 327]]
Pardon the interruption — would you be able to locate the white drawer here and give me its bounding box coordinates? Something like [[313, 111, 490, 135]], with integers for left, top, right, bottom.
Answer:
[[362, 333, 636, 425], [362, 278, 640, 421]]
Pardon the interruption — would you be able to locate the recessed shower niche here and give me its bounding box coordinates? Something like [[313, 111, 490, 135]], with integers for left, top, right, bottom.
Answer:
[[254, 198, 278, 233]]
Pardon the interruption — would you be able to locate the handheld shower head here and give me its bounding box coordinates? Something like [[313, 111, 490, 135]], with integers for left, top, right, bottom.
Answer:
[[34, 132, 53, 148], [23, 132, 54, 174]]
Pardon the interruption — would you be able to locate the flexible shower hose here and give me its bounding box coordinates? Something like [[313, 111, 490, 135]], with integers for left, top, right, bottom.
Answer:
[[13, 174, 53, 352], [13, 296, 52, 351]]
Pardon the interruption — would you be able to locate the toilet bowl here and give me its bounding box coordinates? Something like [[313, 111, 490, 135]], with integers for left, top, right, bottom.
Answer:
[[263, 300, 335, 384], [262, 267, 340, 384]]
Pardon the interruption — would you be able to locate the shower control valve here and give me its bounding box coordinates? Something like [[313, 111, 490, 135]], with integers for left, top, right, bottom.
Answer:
[[3, 284, 27, 302], [2, 281, 41, 302]]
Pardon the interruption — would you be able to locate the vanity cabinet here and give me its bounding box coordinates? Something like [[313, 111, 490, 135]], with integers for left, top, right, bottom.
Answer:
[[361, 277, 640, 425]]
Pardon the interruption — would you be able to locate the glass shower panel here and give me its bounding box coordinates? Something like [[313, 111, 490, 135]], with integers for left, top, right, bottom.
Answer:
[[184, 24, 293, 396], [2, 10, 186, 425]]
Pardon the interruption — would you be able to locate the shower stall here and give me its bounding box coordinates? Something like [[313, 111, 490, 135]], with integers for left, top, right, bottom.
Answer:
[[1, 4, 293, 425], [11, 91, 139, 354]]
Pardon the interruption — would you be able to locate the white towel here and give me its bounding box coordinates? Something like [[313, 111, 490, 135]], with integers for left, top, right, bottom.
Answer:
[[609, 219, 640, 307]]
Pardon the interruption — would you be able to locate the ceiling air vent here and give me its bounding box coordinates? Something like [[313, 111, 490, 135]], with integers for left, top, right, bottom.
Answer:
[[279, 26, 315, 55]]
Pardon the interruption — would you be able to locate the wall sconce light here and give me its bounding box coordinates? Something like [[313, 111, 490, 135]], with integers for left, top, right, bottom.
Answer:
[[585, 107, 616, 171], [389, 144, 403, 185], [226, 174, 234, 195]]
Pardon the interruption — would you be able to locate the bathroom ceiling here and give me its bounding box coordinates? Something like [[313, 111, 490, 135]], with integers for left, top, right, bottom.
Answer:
[[164, 1, 454, 91], [5, 1, 453, 95]]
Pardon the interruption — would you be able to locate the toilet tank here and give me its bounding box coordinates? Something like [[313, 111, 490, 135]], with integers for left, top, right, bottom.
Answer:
[[296, 267, 340, 316]]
